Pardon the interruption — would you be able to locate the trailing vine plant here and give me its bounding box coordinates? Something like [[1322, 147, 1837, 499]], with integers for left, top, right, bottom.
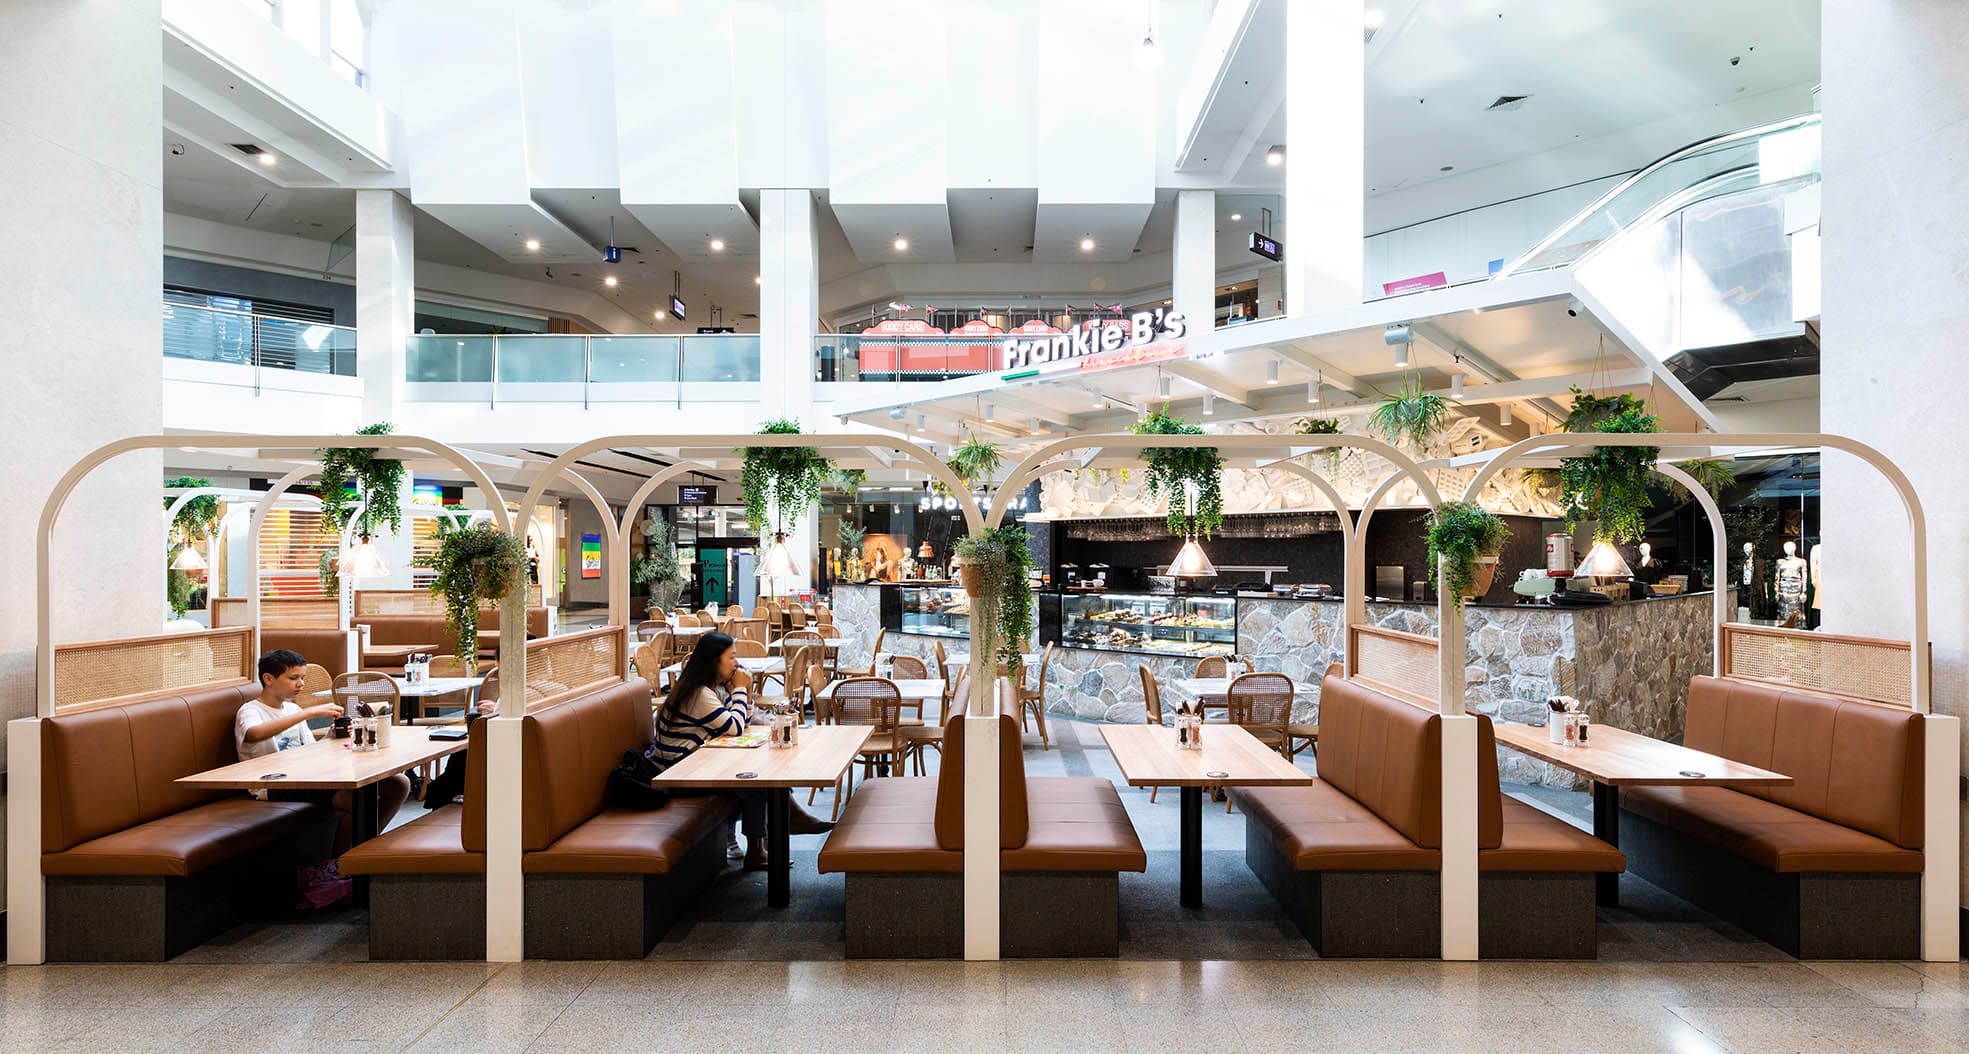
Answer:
[[417, 523, 528, 666], [944, 437, 1003, 493], [953, 525, 1037, 676], [1129, 410, 1224, 538], [1667, 458, 1738, 503], [834, 467, 867, 492], [738, 418, 833, 539], [318, 422, 405, 539], [164, 476, 218, 617], [1293, 416, 1346, 469], [1367, 373, 1451, 451], [1557, 387, 1661, 544]]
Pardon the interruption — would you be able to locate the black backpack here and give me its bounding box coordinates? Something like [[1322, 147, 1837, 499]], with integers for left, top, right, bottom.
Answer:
[[606, 750, 672, 810]]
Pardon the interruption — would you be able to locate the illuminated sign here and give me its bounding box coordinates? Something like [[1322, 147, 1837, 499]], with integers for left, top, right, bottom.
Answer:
[[1247, 232, 1283, 261], [580, 533, 602, 579], [1000, 309, 1187, 371]]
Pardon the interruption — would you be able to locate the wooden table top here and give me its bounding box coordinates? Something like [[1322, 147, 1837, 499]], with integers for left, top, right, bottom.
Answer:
[[175, 726, 465, 791], [1099, 723, 1313, 788], [362, 643, 438, 661], [1492, 722, 1795, 787], [659, 656, 784, 678], [768, 637, 848, 650], [818, 678, 948, 702], [653, 725, 872, 789]]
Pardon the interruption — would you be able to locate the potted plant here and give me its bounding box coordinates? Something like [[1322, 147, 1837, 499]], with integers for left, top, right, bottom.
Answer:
[[1557, 388, 1660, 543], [953, 525, 1037, 674], [739, 420, 832, 589], [945, 436, 1003, 493], [417, 523, 527, 667], [1294, 416, 1345, 469], [1368, 374, 1450, 452], [834, 467, 867, 493], [317, 422, 405, 540], [1424, 500, 1512, 600], [1129, 410, 1224, 538], [164, 476, 218, 617], [631, 516, 687, 616]]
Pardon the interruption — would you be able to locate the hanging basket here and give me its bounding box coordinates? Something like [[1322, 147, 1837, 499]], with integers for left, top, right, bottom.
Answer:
[[960, 563, 989, 597], [1467, 555, 1500, 598]]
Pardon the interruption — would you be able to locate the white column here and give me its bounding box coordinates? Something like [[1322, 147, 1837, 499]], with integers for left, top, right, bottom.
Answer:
[[1172, 189, 1216, 333], [3, 0, 165, 964], [356, 189, 416, 424], [1820, 0, 1967, 961], [1284, 1, 1364, 315], [759, 188, 820, 421]]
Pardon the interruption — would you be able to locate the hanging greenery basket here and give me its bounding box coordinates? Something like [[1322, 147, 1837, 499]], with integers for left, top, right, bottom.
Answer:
[[318, 423, 405, 539], [1557, 388, 1661, 544], [1368, 374, 1450, 451], [953, 525, 1036, 675], [1293, 416, 1346, 469], [418, 524, 527, 665], [944, 437, 1003, 494], [1129, 411, 1224, 538], [1424, 500, 1512, 600], [739, 418, 833, 538]]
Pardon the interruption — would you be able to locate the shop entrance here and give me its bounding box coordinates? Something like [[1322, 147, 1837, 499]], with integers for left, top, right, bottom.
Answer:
[[699, 547, 729, 606]]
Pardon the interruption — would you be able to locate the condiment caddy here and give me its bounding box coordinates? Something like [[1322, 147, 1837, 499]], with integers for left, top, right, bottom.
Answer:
[[1546, 695, 1590, 747]]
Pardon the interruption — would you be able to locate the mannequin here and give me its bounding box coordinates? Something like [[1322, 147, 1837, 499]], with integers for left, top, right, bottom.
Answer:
[[1809, 543, 1823, 611], [1776, 541, 1808, 624], [1737, 542, 1755, 622]]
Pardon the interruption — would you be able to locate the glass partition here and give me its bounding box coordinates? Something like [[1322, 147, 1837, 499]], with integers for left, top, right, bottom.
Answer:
[[407, 335, 493, 382], [162, 302, 356, 376], [403, 333, 762, 397]]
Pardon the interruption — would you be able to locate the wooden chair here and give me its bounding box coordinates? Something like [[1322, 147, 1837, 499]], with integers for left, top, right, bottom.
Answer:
[[302, 662, 334, 702], [726, 617, 765, 645], [787, 605, 807, 630], [814, 602, 830, 622], [646, 628, 677, 669], [781, 629, 823, 654], [1195, 655, 1230, 679], [1138, 664, 1167, 802], [674, 613, 701, 629], [635, 619, 667, 642], [889, 654, 929, 680], [781, 645, 819, 711], [752, 603, 771, 620], [1226, 670, 1315, 774], [632, 641, 665, 699], [478, 665, 501, 714], [824, 677, 905, 818], [332, 671, 400, 724], [1013, 643, 1054, 750], [900, 666, 965, 776], [839, 628, 886, 678]]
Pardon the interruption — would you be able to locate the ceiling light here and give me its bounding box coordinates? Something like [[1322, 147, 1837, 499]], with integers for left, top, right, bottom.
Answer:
[[170, 546, 207, 572], [1395, 342, 1409, 367], [525, 238, 541, 252], [1450, 373, 1465, 399], [1158, 374, 1172, 398], [1171, 534, 1218, 578], [1203, 392, 1215, 416], [916, 413, 927, 430], [604, 274, 618, 287], [1090, 388, 1103, 409], [1230, 212, 1242, 222], [1265, 145, 1284, 166], [709, 238, 726, 252], [1364, 8, 1385, 29], [1307, 379, 1320, 404], [1080, 236, 1095, 252], [893, 237, 909, 251], [1500, 403, 1514, 426], [754, 274, 762, 284], [654, 310, 667, 320], [338, 538, 389, 580], [761, 533, 800, 579], [257, 152, 278, 167], [1136, 32, 1164, 71], [1266, 360, 1279, 385]]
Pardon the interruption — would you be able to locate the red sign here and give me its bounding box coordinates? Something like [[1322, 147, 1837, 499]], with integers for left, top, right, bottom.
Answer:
[[861, 318, 944, 336], [1075, 343, 1187, 374], [1382, 271, 1448, 296], [1011, 320, 1062, 335]]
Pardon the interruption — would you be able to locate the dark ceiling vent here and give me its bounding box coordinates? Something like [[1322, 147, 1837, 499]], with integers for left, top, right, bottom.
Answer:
[[230, 142, 266, 156], [1486, 95, 1531, 111]]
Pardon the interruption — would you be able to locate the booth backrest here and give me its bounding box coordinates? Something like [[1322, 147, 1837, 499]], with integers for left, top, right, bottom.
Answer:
[[41, 682, 257, 852], [356, 606, 550, 655], [933, 713, 1031, 851], [517, 680, 655, 851], [459, 716, 490, 852], [1313, 674, 1502, 850], [1686, 675, 1924, 848], [260, 628, 354, 679]]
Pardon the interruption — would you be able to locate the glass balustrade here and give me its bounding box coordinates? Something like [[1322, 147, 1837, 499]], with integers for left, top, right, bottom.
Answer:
[[162, 302, 357, 376], [403, 333, 762, 398]]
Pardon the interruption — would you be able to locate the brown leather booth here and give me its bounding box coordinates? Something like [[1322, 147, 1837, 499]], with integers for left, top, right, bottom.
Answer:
[[40, 684, 335, 960], [1231, 674, 1623, 958], [259, 628, 354, 679], [818, 713, 1147, 957], [355, 605, 549, 671], [339, 679, 735, 959], [1617, 675, 1925, 958]]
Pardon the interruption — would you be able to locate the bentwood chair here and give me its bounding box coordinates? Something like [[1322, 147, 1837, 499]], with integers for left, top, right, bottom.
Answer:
[[333, 671, 401, 726], [1138, 664, 1167, 802], [780, 645, 819, 711], [636, 619, 667, 642], [1013, 643, 1054, 750], [645, 628, 677, 669], [781, 629, 823, 655], [900, 666, 966, 776], [632, 641, 665, 700], [1195, 655, 1230, 680], [932, 640, 949, 682], [1226, 670, 1315, 796], [889, 654, 929, 680], [674, 613, 702, 629], [787, 605, 807, 631], [733, 638, 769, 659], [302, 662, 334, 702], [731, 618, 769, 646], [826, 677, 906, 817]]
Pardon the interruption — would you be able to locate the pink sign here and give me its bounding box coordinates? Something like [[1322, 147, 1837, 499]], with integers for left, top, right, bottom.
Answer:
[[1381, 271, 1448, 296]]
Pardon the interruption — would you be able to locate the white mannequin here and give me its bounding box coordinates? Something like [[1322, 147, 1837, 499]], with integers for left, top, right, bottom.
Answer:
[[1809, 544, 1823, 610], [1776, 541, 1808, 623], [1638, 542, 1653, 567]]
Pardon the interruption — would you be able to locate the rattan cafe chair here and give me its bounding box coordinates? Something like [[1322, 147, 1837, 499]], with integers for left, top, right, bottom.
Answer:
[[828, 677, 905, 812], [1012, 643, 1054, 750], [1138, 664, 1168, 802]]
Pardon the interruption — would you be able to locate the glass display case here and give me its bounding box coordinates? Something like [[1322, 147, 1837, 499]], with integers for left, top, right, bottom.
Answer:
[[1058, 592, 1237, 656], [899, 585, 971, 638]]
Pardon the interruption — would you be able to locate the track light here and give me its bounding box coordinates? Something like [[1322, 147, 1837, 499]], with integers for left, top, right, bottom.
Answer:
[[1090, 388, 1103, 409], [1394, 342, 1410, 368], [1203, 392, 1215, 416], [1500, 403, 1514, 426], [1158, 373, 1171, 398], [1307, 379, 1320, 404], [1566, 297, 1584, 318], [1266, 360, 1279, 385], [984, 403, 995, 422], [1451, 373, 1465, 399]]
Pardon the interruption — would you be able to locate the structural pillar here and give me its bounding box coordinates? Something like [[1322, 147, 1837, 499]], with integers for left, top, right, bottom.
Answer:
[[759, 189, 822, 592], [1172, 189, 1216, 333], [1820, 0, 1967, 958], [1284, 1, 1365, 315], [356, 189, 416, 424]]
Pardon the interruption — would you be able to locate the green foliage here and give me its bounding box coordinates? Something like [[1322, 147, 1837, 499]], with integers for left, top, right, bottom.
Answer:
[[317, 548, 340, 598], [738, 418, 833, 538], [1668, 459, 1739, 502], [1293, 416, 1345, 468], [1557, 388, 1661, 544], [944, 437, 1004, 493], [164, 476, 219, 542], [1424, 500, 1512, 600], [1129, 411, 1224, 538], [417, 524, 527, 665], [834, 467, 867, 492], [954, 526, 1037, 674], [1368, 373, 1451, 451], [166, 545, 199, 617], [632, 517, 687, 612], [836, 520, 866, 552], [318, 423, 405, 538]]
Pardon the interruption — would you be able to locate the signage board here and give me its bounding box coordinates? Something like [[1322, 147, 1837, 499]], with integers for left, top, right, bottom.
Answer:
[[1247, 232, 1283, 261], [696, 326, 735, 334], [669, 294, 686, 321], [999, 308, 1187, 371], [580, 533, 602, 579], [678, 485, 715, 505], [1381, 271, 1448, 296]]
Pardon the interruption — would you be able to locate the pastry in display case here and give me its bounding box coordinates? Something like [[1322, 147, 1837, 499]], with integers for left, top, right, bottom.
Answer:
[[1059, 592, 1236, 656], [900, 585, 971, 638]]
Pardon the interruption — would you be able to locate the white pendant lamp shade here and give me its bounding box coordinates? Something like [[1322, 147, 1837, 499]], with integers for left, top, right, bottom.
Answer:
[[762, 533, 800, 578], [1170, 534, 1218, 578], [339, 538, 390, 579], [170, 545, 207, 572], [1574, 540, 1634, 579]]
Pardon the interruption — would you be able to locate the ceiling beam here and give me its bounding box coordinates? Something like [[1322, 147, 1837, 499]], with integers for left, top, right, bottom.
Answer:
[[1164, 361, 1254, 408], [1267, 343, 1367, 397]]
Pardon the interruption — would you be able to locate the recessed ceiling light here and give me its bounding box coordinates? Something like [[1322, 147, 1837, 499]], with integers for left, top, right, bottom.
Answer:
[[754, 274, 762, 284], [654, 310, 667, 320], [1265, 145, 1284, 166], [604, 274, 618, 287], [893, 236, 909, 251], [1080, 236, 1095, 252], [257, 152, 278, 167], [524, 238, 541, 252], [709, 238, 725, 251], [1230, 212, 1242, 221], [1440, 165, 1455, 172], [1364, 8, 1385, 29]]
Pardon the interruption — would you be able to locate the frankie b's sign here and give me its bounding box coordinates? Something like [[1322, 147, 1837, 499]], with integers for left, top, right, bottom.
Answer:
[[1000, 309, 1188, 372]]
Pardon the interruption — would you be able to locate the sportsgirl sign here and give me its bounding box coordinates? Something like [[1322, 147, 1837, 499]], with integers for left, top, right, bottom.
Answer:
[[1000, 308, 1188, 370]]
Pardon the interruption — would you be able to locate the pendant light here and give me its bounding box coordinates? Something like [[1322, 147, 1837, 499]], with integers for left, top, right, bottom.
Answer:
[[1574, 540, 1634, 580], [1171, 532, 1218, 578], [1500, 403, 1514, 426], [339, 536, 390, 579], [1265, 359, 1279, 385], [762, 532, 800, 578], [1307, 372, 1321, 404], [1203, 391, 1215, 416], [170, 545, 207, 572]]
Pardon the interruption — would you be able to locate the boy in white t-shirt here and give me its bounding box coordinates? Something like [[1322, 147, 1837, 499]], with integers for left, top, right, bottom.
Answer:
[[238, 649, 410, 854]]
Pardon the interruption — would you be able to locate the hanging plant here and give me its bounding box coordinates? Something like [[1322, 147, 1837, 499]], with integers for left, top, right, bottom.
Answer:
[[1293, 416, 1346, 469], [417, 523, 527, 666], [1368, 373, 1451, 451], [944, 437, 1003, 493], [1424, 500, 1512, 600], [1557, 388, 1661, 544], [834, 467, 867, 492], [1667, 458, 1738, 502], [318, 422, 405, 539], [738, 418, 833, 538], [953, 525, 1037, 675], [1129, 411, 1224, 538], [631, 516, 688, 614], [163, 477, 217, 618]]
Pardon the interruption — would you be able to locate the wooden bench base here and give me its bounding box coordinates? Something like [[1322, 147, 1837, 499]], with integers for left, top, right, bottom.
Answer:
[[365, 875, 486, 960], [1620, 808, 1920, 959], [522, 819, 730, 959], [842, 871, 1121, 959]]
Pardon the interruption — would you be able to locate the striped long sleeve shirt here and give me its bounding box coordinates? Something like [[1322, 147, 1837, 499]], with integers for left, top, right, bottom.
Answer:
[[648, 686, 751, 768]]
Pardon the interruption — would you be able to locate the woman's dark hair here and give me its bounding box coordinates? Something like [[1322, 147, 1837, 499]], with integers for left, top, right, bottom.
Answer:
[[663, 632, 735, 720]]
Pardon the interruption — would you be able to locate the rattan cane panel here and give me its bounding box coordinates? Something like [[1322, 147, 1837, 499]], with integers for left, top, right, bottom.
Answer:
[[1348, 624, 1440, 711], [1721, 624, 1912, 707], [211, 597, 340, 629], [53, 627, 254, 713], [522, 627, 625, 712], [355, 585, 544, 617]]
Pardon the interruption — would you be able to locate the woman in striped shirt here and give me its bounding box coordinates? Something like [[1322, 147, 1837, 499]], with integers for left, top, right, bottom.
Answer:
[[651, 632, 832, 869]]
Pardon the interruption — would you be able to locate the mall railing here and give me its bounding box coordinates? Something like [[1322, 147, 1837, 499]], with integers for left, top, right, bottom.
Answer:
[[162, 301, 357, 378], [406, 332, 761, 407]]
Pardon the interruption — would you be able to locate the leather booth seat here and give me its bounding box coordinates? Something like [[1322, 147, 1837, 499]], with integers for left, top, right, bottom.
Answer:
[[260, 628, 354, 679], [356, 606, 549, 670], [339, 721, 488, 877]]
